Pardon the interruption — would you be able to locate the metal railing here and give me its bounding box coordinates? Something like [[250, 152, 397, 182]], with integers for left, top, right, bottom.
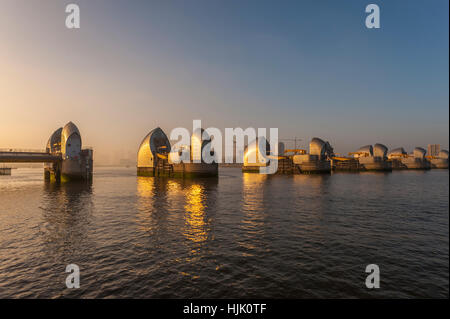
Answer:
[[0, 148, 47, 153]]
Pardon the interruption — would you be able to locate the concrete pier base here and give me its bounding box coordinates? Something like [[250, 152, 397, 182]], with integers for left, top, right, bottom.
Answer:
[[172, 163, 218, 177], [138, 162, 218, 178], [358, 157, 392, 171], [391, 158, 432, 170], [331, 159, 360, 171], [137, 167, 157, 177], [430, 158, 449, 169], [242, 165, 267, 173], [390, 159, 408, 170], [43, 150, 92, 182], [400, 158, 430, 170], [44, 162, 61, 182], [294, 162, 331, 174], [293, 155, 331, 174]]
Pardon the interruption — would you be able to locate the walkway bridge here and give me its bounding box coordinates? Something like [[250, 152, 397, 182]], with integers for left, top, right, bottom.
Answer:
[[1, 122, 93, 181], [0, 149, 61, 163]]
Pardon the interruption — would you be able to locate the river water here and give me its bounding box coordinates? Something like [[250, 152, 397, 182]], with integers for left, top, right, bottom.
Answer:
[[0, 167, 448, 298]]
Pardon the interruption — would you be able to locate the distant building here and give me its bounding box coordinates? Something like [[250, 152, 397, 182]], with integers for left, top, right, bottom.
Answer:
[[428, 144, 440, 157]]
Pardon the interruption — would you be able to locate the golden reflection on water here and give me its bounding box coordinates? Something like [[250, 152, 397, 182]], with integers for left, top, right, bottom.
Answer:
[[240, 173, 269, 256], [135, 177, 211, 247], [242, 173, 267, 212], [136, 177, 156, 233], [135, 178, 211, 279], [136, 176, 155, 198], [135, 177, 186, 234], [135, 176, 219, 280], [184, 184, 208, 244], [292, 174, 330, 191]]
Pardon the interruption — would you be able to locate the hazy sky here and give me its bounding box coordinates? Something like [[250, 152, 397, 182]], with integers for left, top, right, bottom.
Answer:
[[0, 0, 448, 164]]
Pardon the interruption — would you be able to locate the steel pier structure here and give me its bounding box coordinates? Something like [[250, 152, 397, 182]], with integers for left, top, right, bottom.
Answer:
[[0, 122, 93, 182]]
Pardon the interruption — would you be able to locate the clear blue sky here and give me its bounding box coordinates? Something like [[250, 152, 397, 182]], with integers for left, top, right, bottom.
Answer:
[[0, 0, 448, 163]]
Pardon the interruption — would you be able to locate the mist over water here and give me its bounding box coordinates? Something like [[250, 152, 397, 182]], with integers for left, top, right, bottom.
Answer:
[[0, 167, 448, 298]]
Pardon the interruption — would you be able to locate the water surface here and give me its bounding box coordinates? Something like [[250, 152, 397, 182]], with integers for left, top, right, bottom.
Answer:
[[0, 167, 448, 298]]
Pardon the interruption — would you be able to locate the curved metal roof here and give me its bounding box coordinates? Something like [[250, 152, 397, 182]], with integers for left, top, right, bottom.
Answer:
[[243, 137, 270, 166], [356, 145, 373, 156], [309, 137, 325, 156], [191, 128, 213, 162], [137, 127, 171, 167], [46, 127, 62, 154], [191, 128, 211, 149], [388, 147, 406, 156], [413, 147, 426, 159], [309, 137, 333, 157], [439, 150, 449, 159], [62, 122, 80, 141], [61, 122, 81, 156], [373, 143, 388, 158]]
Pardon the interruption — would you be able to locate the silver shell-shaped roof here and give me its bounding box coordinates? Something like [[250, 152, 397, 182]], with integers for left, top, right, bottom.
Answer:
[[309, 137, 326, 156], [62, 121, 80, 140], [413, 147, 426, 159], [388, 147, 406, 156], [309, 137, 333, 156], [46, 127, 62, 154], [373, 143, 388, 158], [356, 145, 373, 156], [439, 150, 449, 159], [137, 127, 171, 167], [191, 128, 213, 162], [191, 128, 211, 150], [243, 137, 271, 166], [61, 122, 81, 156]]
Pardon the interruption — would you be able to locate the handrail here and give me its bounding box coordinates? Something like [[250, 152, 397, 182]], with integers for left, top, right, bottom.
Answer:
[[0, 148, 47, 153]]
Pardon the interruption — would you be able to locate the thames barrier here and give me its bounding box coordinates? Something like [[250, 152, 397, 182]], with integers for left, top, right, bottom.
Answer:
[[137, 127, 218, 178], [1, 124, 448, 181], [135, 128, 448, 178], [0, 122, 93, 182]]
